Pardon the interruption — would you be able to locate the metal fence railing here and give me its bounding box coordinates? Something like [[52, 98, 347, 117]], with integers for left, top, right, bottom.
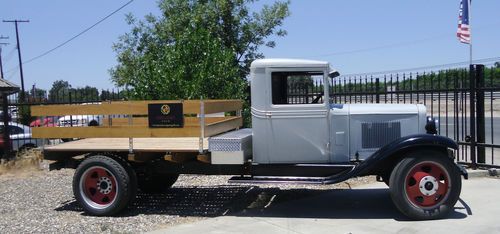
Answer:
[[0, 88, 126, 159], [329, 64, 500, 168], [283, 64, 499, 168], [2, 64, 499, 168]]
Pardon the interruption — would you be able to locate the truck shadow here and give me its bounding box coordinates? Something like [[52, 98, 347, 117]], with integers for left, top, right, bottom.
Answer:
[[55, 186, 468, 220]]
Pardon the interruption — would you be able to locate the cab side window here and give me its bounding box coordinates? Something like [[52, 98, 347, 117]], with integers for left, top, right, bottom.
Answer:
[[271, 71, 324, 105]]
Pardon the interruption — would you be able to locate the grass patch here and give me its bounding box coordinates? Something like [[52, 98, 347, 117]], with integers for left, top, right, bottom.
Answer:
[[0, 149, 43, 176]]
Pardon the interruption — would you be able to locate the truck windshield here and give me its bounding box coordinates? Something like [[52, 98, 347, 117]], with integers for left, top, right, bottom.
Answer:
[[271, 71, 324, 105]]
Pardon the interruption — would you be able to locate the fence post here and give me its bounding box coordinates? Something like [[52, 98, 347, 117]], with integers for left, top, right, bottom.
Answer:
[[2, 93, 11, 159], [375, 78, 380, 103], [69, 91, 73, 127], [469, 65, 477, 168], [475, 64, 485, 164]]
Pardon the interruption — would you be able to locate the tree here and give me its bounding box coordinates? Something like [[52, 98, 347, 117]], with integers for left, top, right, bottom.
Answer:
[[495, 62, 500, 68], [110, 0, 290, 101], [73, 86, 99, 102], [48, 80, 72, 102]]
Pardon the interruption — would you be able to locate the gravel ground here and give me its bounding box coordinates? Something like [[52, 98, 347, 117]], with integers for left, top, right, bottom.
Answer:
[[0, 161, 376, 233]]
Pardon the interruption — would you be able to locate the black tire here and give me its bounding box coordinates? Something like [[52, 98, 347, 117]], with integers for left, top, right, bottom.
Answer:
[[61, 138, 73, 142], [73, 155, 137, 216], [104, 154, 137, 205], [138, 173, 179, 193], [88, 120, 99, 126], [389, 150, 462, 220]]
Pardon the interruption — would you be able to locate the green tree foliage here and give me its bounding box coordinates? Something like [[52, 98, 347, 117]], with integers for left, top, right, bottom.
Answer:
[[48, 80, 100, 102], [75, 86, 99, 102], [48, 80, 71, 102], [110, 0, 290, 101], [29, 88, 47, 101]]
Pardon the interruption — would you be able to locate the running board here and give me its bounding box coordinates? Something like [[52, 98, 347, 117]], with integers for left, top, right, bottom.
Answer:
[[228, 176, 327, 184], [229, 164, 357, 185]]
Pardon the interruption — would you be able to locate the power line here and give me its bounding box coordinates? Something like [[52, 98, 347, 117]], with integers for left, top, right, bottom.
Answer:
[[4, 46, 18, 63], [341, 56, 500, 77], [22, 0, 134, 65], [5, 67, 18, 80], [310, 21, 500, 58], [0, 35, 9, 79], [311, 34, 451, 58]]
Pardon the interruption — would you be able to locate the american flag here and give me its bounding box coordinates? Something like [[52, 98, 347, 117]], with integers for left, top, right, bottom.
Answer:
[[457, 0, 471, 44]]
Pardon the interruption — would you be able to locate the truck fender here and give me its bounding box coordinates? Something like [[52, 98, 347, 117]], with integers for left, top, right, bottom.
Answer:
[[353, 134, 459, 177]]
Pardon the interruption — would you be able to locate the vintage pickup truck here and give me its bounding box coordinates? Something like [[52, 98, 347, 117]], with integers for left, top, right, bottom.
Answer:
[[32, 59, 467, 220]]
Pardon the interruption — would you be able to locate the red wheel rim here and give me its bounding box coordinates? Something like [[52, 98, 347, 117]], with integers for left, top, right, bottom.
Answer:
[[405, 161, 450, 208], [80, 166, 118, 208]]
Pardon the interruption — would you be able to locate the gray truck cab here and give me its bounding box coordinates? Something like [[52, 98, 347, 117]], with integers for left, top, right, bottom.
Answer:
[[250, 59, 427, 164]]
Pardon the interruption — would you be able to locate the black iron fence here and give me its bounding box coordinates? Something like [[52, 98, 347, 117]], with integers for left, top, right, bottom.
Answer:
[[2, 65, 499, 168], [0, 89, 125, 159], [282, 64, 499, 168], [329, 64, 500, 168]]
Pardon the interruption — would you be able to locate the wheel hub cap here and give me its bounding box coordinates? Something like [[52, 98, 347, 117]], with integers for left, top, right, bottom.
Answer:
[[97, 177, 113, 194], [405, 162, 450, 207], [80, 166, 118, 208], [419, 175, 438, 196]]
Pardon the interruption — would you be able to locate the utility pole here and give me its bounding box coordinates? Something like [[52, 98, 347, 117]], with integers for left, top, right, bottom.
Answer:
[[0, 35, 8, 79], [3, 20, 29, 102]]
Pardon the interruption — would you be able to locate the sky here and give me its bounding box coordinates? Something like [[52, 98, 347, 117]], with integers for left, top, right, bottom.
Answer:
[[0, 0, 499, 91]]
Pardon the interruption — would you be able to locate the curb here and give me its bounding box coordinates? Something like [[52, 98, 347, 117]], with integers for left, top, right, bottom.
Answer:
[[466, 168, 498, 178]]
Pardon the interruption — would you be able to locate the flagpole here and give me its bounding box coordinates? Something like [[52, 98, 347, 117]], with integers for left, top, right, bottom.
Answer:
[[469, 0, 472, 66]]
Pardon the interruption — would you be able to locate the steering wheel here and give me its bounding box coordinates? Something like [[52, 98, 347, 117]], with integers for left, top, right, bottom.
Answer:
[[311, 92, 324, 104]]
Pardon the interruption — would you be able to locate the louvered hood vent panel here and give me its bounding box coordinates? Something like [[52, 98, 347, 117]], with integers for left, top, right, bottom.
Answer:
[[361, 122, 401, 149]]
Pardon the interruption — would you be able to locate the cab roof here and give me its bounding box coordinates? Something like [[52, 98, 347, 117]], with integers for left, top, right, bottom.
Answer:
[[251, 58, 329, 69]]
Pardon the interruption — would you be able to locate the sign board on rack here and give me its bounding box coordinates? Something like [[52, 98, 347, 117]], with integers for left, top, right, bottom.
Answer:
[[148, 103, 184, 128]]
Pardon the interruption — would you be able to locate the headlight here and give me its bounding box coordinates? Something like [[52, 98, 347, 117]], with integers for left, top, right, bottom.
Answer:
[[425, 117, 438, 134]]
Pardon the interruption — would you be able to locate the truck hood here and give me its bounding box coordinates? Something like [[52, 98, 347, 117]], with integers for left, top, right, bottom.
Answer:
[[348, 104, 423, 115]]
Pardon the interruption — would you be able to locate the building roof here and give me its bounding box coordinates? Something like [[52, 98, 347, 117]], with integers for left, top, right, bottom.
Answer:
[[0, 78, 20, 94], [250, 58, 329, 69]]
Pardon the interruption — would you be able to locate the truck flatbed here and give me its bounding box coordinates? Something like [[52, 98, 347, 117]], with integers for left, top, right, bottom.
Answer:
[[45, 137, 209, 153]]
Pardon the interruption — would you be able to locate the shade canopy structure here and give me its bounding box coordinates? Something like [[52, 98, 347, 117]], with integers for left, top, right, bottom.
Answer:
[[0, 78, 19, 94]]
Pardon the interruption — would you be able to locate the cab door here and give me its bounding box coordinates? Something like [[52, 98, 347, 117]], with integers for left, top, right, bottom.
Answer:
[[266, 69, 330, 163]]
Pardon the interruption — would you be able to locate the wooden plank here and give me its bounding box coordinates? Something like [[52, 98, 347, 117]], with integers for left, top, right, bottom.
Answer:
[[33, 126, 201, 138], [204, 116, 243, 137], [204, 100, 242, 114], [102, 116, 228, 127], [31, 100, 203, 116], [197, 154, 211, 163], [164, 153, 197, 163], [31, 99, 242, 116], [43, 138, 208, 152]]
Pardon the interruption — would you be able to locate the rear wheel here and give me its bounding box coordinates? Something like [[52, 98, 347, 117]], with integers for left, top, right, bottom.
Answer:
[[138, 173, 179, 193], [73, 156, 137, 216], [389, 150, 461, 220]]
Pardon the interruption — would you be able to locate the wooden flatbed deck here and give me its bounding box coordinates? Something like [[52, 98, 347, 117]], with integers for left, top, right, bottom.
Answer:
[[44, 138, 209, 153]]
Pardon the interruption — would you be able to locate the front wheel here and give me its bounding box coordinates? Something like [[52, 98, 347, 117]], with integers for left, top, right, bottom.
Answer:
[[389, 150, 462, 220], [73, 156, 137, 216]]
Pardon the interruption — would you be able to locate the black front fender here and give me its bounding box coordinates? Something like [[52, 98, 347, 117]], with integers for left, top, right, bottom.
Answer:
[[293, 134, 462, 185], [353, 134, 458, 176]]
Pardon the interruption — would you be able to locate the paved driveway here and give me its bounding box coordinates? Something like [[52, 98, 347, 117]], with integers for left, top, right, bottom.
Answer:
[[151, 177, 500, 234]]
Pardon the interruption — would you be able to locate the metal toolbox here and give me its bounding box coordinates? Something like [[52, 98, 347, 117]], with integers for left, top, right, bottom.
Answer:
[[208, 128, 252, 164]]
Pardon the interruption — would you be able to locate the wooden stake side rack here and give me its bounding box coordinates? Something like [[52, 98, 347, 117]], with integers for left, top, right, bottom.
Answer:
[[31, 99, 243, 155]]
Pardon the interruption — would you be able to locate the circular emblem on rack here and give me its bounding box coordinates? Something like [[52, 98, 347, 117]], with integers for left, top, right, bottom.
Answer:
[[160, 104, 171, 115]]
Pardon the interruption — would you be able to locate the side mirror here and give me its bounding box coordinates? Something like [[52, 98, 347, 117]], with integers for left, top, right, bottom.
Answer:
[[328, 70, 340, 78]]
